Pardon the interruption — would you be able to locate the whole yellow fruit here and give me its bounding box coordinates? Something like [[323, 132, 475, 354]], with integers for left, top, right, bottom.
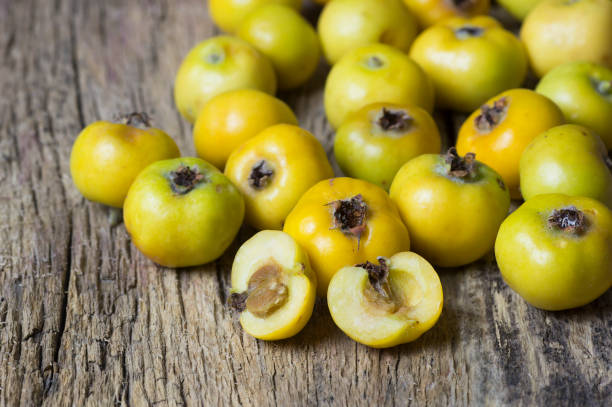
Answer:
[[174, 36, 276, 123], [318, 0, 418, 65], [238, 4, 320, 90], [520, 0, 612, 77], [193, 89, 297, 170], [70, 114, 180, 208], [208, 0, 301, 33], [324, 43, 434, 129]]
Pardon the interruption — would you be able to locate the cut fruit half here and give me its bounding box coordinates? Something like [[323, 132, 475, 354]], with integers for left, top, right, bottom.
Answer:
[[327, 252, 443, 348], [229, 230, 317, 340]]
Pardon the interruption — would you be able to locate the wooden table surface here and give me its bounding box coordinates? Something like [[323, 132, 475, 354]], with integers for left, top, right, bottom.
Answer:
[[1, 0, 610, 405]]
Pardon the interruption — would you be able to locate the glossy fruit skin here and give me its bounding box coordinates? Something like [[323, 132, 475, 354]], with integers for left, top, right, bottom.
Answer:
[[520, 125, 612, 207], [70, 121, 180, 208], [495, 194, 612, 310], [389, 153, 510, 267], [238, 4, 320, 90], [327, 251, 443, 348], [456, 89, 565, 199], [520, 0, 612, 77], [497, 0, 542, 20], [123, 157, 245, 268], [536, 62, 612, 150], [334, 102, 441, 190], [208, 0, 301, 33], [318, 0, 418, 65], [174, 36, 277, 123], [325, 44, 434, 129], [193, 89, 298, 170], [225, 124, 334, 230], [283, 177, 411, 296], [409, 16, 527, 112], [403, 0, 490, 28], [230, 230, 316, 340]]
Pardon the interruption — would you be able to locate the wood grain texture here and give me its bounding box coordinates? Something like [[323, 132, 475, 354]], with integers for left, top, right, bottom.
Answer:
[[0, 0, 610, 406]]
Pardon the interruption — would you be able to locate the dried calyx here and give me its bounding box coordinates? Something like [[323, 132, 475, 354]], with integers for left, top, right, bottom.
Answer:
[[475, 97, 509, 133], [169, 165, 206, 195], [594, 78, 612, 97], [366, 55, 384, 69], [205, 51, 224, 64], [358, 257, 401, 313], [605, 154, 612, 172], [450, 0, 478, 10], [445, 147, 477, 179], [248, 160, 274, 190], [455, 25, 484, 39], [376, 108, 413, 132], [548, 206, 589, 235], [116, 112, 152, 128], [328, 194, 367, 243], [228, 262, 289, 318]]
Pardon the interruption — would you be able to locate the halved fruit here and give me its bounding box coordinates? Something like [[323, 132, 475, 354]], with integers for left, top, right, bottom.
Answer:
[[229, 230, 317, 340], [327, 252, 443, 348]]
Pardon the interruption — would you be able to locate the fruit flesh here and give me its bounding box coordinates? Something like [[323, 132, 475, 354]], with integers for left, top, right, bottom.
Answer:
[[230, 230, 316, 340], [327, 252, 443, 348]]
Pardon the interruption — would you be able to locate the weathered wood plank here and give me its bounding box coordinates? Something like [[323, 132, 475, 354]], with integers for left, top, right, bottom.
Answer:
[[0, 0, 610, 406]]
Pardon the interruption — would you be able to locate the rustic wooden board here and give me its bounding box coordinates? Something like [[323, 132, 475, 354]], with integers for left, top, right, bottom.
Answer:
[[0, 0, 610, 405]]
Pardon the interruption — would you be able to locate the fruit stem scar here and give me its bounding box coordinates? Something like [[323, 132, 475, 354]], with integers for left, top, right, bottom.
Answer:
[[474, 97, 509, 132], [358, 257, 401, 313], [455, 25, 484, 39], [116, 112, 152, 128], [228, 262, 289, 318], [326, 194, 367, 247], [169, 165, 206, 195], [548, 206, 589, 235], [366, 55, 384, 69], [376, 108, 413, 132], [248, 160, 274, 189], [445, 147, 477, 179]]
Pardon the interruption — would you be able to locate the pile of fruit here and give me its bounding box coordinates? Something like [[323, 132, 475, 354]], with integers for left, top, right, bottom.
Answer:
[[69, 0, 612, 349]]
